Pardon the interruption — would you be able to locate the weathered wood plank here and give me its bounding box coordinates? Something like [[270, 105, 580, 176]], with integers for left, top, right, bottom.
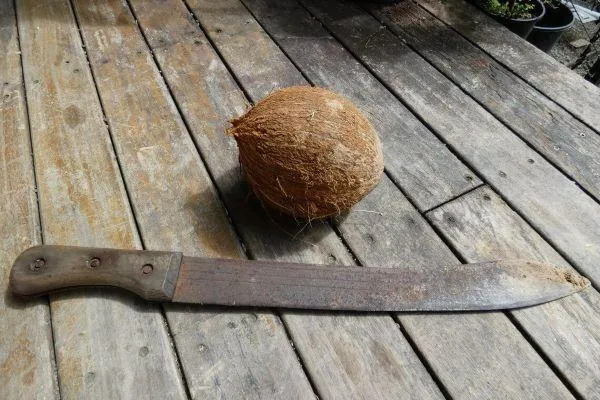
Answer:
[[70, 0, 316, 398], [16, 0, 187, 397], [182, 0, 306, 100], [335, 176, 574, 399], [302, 0, 600, 288], [0, 1, 58, 397], [133, 0, 446, 397], [427, 186, 600, 399], [70, 0, 242, 265], [417, 0, 600, 133], [370, 1, 600, 201], [190, 0, 576, 397], [206, 0, 479, 211]]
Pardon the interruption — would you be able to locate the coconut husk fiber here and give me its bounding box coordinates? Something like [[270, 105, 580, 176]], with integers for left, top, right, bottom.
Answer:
[[228, 86, 384, 220]]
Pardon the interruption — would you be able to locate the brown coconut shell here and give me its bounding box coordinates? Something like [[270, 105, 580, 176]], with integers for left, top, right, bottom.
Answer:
[[228, 86, 384, 220]]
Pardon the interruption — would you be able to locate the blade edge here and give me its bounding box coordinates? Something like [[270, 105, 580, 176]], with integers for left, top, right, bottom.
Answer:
[[172, 257, 589, 311]]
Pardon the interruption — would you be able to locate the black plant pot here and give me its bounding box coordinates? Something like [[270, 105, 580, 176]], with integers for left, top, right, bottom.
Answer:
[[489, 0, 546, 38], [527, 3, 574, 52]]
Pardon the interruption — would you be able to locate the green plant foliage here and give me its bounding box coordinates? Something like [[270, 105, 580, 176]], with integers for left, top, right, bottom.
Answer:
[[478, 0, 536, 18]]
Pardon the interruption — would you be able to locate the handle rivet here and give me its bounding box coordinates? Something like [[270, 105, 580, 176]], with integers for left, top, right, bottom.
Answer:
[[88, 258, 101, 269], [142, 264, 153, 275], [30, 258, 46, 272]]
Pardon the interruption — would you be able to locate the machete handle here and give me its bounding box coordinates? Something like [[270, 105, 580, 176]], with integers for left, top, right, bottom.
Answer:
[[10, 245, 182, 301]]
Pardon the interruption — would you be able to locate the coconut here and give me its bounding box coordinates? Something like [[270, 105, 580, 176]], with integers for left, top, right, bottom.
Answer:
[[228, 86, 384, 219]]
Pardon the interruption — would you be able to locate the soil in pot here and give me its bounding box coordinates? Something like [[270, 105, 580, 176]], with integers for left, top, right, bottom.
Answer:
[[527, 2, 574, 52]]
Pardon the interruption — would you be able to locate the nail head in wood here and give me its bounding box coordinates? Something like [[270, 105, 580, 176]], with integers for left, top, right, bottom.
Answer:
[[30, 258, 45, 272], [142, 264, 154, 275]]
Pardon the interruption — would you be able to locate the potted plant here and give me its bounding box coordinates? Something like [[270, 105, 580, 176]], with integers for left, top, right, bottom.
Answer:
[[527, 0, 575, 52], [475, 0, 546, 37]]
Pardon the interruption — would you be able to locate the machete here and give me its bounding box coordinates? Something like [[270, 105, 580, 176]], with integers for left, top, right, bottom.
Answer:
[[10, 245, 589, 311]]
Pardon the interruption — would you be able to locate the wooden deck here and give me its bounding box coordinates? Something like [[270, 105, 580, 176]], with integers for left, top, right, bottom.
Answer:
[[1, 0, 600, 398]]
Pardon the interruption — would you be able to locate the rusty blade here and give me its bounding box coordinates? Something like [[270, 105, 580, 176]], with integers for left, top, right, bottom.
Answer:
[[9, 246, 590, 311], [173, 257, 589, 311]]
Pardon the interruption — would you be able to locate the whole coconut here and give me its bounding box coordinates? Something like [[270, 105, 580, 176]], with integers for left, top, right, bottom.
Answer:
[[228, 86, 384, 219]]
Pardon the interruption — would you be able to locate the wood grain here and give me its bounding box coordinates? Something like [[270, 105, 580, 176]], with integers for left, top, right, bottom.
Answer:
[[225, 0, 481, 211], [190, 0, 575, 397], [417, 0, 600, 133], [183, 0, 306, 100], [171, 256, 580, 311], [16, 0, 187, 397], [370, 0, 600, 201], [0, 1, 58, 397], [301, 0, 600, 288], [336, 177, 574, 399], [133, 0, 446, 397], [70, 0, 317, 397], [427, 186, 600, 399]]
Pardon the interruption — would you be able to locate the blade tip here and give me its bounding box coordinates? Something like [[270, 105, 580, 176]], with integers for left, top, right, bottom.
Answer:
[[563, 270, 590, 292], [515, 259, 590, 288]]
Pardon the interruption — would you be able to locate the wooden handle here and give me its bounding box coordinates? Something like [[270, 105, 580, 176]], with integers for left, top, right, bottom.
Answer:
[[10, 245, 182, 301]]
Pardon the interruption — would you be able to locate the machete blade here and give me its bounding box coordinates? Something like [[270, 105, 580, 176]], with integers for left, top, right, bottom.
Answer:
[[171, 256, 588, 311], [10, 246, 589, 311]]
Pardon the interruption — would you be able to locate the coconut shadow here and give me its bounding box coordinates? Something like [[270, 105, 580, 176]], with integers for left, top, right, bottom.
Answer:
[[193, 164, 342, 262]]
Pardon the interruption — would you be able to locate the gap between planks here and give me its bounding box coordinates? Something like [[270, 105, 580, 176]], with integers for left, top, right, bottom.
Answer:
[[156, 0, 443, 395], [426, 185, 600, 398], [224, 0, 600, 396], [234, 0, 486, 216], [185, 3, 473, 384], [285, 3, 600, 394], [127, 0, 454, 396], [16, 0, 197, 396], [1, 0, 58, 397], [297, 0, 600, 290], [365, 1, 600, 207], [14, 0, 584, 396], [69, 0, 354, 396], [326, 216, 453, 400], [67, 1, 195, 398], [237, 0, 485, 213], [126, 0, 596, 396], [424, 189, 587, 399], [416, 0, 600, 134], [178, 0, 576, 398], [178, 9, 484, 396], [123, 1, 324, 396]]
